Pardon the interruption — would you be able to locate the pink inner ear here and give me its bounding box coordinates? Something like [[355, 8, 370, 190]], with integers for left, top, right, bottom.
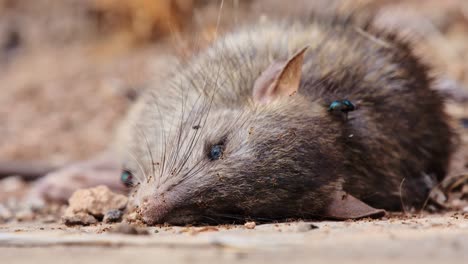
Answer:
[[252, 46, 309, 104], [252, 61, 286, 104]]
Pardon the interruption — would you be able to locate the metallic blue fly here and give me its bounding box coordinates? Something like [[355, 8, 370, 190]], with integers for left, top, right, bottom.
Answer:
[[328, 99, 356, 120]]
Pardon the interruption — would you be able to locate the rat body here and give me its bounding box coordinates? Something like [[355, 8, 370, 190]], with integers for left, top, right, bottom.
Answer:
[[118, 16, 454, 225]]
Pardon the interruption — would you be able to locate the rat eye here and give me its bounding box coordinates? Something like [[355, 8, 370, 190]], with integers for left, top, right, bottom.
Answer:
[[208, 144, 223, 160], [120, 169, 134, 187]]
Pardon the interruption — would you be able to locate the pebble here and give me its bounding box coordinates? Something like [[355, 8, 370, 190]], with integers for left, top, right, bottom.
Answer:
[[62, 212, 98, 226], [61, 185, 128, 226], [244, 221, 256, 229], [65, 185, 128, 217], [124, 211, 140, 222], [103, 209, 123, 223]]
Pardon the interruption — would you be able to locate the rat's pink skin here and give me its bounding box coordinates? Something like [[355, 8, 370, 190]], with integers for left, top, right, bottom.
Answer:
[[138, 196, 173, 225]]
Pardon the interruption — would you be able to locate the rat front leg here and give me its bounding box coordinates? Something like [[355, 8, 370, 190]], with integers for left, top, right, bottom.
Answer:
[[27, 151, 126, 204]]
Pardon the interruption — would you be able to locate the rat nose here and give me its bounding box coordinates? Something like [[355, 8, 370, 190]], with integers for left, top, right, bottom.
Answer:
[[138, 196, 172, 225]]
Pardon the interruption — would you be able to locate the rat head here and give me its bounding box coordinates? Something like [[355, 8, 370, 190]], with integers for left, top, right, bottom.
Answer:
[[123, 47, 348, 225]]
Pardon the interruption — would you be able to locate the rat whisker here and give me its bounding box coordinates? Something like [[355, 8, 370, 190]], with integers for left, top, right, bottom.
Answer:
[[171, 67, 220, 178], [125, 150, 148, 184], [146, 95, 168, 186], [135, 125, 156, 182], [214, 0, 225, 40], [399, 177, 408, 214], [165, 83, 188, 179]]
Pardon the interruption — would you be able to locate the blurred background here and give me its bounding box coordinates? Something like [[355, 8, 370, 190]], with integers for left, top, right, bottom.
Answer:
[[0, 0, 467, 208]]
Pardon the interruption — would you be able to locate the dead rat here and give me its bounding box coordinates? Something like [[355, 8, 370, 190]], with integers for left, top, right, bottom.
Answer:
[[25, 15, 455, 224], [118, 16, 454, 225]]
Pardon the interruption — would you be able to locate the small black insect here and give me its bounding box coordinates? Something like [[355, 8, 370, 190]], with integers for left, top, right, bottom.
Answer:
[[120, 169, 134, 187], [192, 125, 201, 130], [328, 99, 356, 120]]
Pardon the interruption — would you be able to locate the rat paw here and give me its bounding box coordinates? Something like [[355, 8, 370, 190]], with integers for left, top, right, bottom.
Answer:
[[27, 152, 125, 204]]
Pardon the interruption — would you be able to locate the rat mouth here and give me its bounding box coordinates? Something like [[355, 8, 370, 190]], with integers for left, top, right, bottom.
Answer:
[[136, 193, 237, 225], [138, 196, 309, 225], [138, 197, 173, 225], [137, 190, 206, 225], [157, 208, 205, 225], [138, 199, 205, 225]]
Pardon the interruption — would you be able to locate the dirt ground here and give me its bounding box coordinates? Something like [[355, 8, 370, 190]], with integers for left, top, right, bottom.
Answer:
[[1, 0, 468, 262], [1, 213, 467, 264]]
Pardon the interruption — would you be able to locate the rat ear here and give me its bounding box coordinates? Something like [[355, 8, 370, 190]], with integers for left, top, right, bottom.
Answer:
[[253, 46, 309, 104], [323, 191, 386, 220]]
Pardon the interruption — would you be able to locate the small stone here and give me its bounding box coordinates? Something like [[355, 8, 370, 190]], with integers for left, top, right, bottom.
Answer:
[[109, 223, 149, 235], [103, 209, 123, 223], [296, 222, 319, 232], [124, 211, 140, 222], [244, 221, 256, 229], [62, 212, 98, 226], [65, 185, 128, 218], [62, 186, 129, 226]]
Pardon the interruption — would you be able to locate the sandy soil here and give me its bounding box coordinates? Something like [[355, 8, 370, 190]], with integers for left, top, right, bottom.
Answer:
[[1, 213, 467, 264]]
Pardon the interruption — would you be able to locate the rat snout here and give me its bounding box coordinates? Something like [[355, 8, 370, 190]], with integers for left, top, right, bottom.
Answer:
[[138, 192, 204, 225], [138, 195, 173, 225]]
